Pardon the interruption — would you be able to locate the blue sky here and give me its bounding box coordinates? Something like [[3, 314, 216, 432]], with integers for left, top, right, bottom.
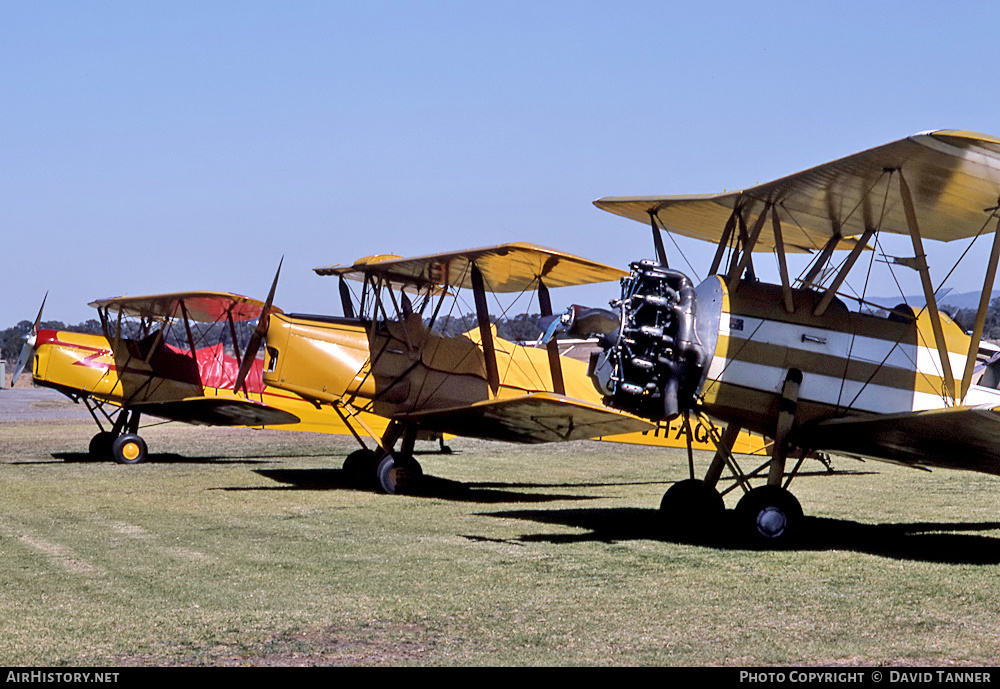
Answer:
[[4, 1, 1000, 327]]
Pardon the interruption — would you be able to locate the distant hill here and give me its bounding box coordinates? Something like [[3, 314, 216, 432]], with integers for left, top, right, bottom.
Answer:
[[867, 290, 1000, 312]]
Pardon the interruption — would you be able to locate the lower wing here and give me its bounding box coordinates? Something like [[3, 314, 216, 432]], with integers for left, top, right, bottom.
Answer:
[[792, 405, 1000, 476], [397, 392, 654, 444], [132, 397, 300, 427]]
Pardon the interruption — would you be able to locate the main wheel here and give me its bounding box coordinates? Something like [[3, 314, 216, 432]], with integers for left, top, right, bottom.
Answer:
[[735, 485, 802, 546], [659, 479, 725, 537], [342, 449, 378, 487], [112, 433, 148, 465], [375, 454, 424, 495], [88, 431, 116, 460]]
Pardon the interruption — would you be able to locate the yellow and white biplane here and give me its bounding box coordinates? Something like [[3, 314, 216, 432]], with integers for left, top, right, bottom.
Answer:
[[589, 129, 1000, 544], [235, 242, 768, 493], [14, 286, 392, 463]]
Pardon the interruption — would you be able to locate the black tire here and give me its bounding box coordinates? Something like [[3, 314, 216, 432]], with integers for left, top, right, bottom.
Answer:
[[343, 449, 378, 487], [111, 433, 148, 465], [659, 479, 725, 536], [735, 485, 803, 546], [88, 432, 116, 460], [375, 454, 424, 495]]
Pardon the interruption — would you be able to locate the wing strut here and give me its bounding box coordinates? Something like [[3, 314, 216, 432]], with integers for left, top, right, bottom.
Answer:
[[339, 276, 355, 319], [813, 226, 876, 317], [800, 230, 842, 288], [649, 210, 668, 265], [708, 210, 737, 276], [770, 206, 794, 313], [961, 210, 1000, 399], [898, 171, 957, 404], [728, 202, 770, 290], [537, 279, 566, 395], [471, 264, 500, 395]]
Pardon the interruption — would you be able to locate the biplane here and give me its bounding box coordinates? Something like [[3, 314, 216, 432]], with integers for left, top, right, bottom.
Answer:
[[233, 242, 769, 493], [588, 129, 1000, 544], [13, 287, 391, 463]]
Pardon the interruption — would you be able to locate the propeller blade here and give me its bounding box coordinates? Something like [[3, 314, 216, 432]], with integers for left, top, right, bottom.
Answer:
[[234, 332, 263, 394], [32, 292, 47, 332], [234, 259, 282, 393], [11, 292, 47, 387]]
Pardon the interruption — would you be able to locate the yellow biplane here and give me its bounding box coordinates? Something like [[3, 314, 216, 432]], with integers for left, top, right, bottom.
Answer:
[[589, 129, 1000, 544], [234, 242, 769, 493], [13, 285, 392, 463]]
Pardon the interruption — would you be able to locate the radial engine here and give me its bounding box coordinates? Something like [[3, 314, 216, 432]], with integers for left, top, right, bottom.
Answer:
[[589, 260, 720, 420]]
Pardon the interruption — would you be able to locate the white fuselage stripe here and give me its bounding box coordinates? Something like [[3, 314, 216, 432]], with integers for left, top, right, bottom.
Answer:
[[720, 313, 967, 379], [713, 314, 980, 412]]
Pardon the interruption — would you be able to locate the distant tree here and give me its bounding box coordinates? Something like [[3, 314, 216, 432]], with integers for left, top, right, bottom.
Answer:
[[429, 313, 478, 337], [950, 296, 1000, 339], [497, 313, 543, 342], [2, 318, 110, 363]]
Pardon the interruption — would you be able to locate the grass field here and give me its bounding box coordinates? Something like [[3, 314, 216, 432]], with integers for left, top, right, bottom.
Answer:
[[2, 394, 1000, 666]]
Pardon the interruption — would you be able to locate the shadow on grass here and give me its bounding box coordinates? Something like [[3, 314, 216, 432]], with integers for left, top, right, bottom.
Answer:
[[244, 467, 876, 505], [483, 506, 1000, 564], [244, 468, 626, 503], [47, 451, 331, 466]]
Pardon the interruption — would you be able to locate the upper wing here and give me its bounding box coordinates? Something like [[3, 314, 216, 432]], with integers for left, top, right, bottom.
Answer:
[[595, 130, 1000, 252], [314, 242, 628, 293], [89, 291, 282, 323], [130, 396, 300, 427], [396, 392, 654, 443], [792, 405, 1000, 476]]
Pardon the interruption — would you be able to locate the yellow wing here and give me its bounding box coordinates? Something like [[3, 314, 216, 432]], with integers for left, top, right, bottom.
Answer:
[[314, 242, 628, 293], [396, 392, 654, 444], [595, 130, 1000, 252], [88, 291, 282, 323]]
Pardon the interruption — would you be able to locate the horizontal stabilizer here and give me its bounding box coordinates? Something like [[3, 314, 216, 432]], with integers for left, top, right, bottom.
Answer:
[[397, 392, 654, 444], [131, 396, 300, 427], [794, 405, 1000, 476]]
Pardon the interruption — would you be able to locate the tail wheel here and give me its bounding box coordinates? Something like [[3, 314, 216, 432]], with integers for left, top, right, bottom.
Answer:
[[735, 485, 802, 546], [659, 479, 725, 536], [376, 453, 424, 495], [112, 433, 148, 465]]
